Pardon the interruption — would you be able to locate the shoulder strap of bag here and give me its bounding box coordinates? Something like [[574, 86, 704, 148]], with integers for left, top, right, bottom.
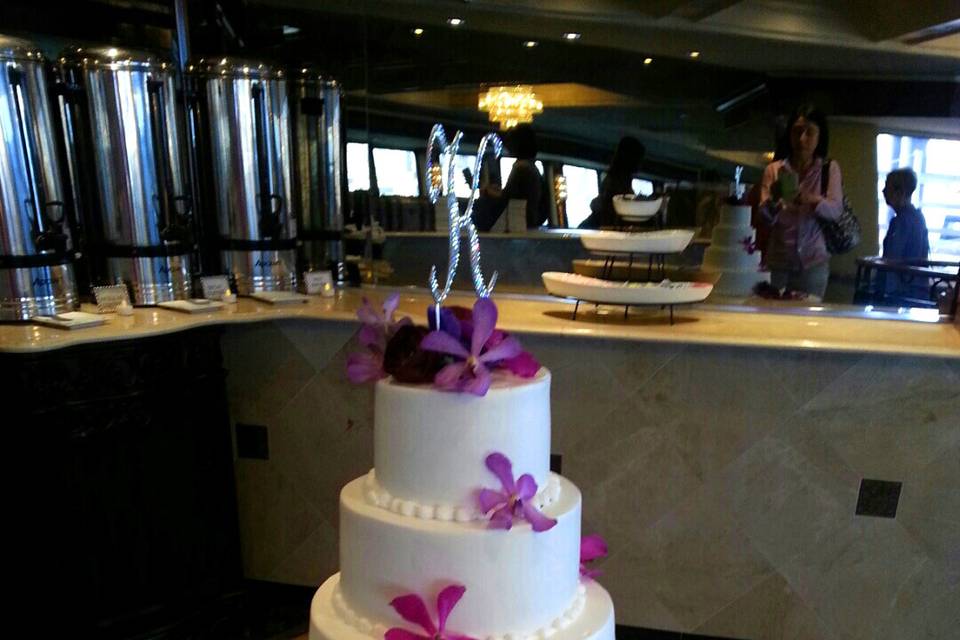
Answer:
[[820, 158, 831, 197]]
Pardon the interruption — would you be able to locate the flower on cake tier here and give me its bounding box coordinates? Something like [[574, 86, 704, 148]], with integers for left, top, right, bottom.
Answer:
[[740, 236, 759, 255], [420, 298, 537, 396], [347, 293, 411, 383], [579, 534, 609, 579], [478, 452, 557, 532], [385, 584, 476, 640]]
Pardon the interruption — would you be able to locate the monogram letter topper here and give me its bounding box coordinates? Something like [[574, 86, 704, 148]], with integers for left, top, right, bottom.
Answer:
[[425, 124, 503, 327]]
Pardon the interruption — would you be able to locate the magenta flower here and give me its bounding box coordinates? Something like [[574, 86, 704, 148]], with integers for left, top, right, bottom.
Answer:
[[347, 293, 411, 384], [420, 298, 523, 396], [478, 453, 557, 532], [385, 585, 475, 640], [579, 534, 608, 579]]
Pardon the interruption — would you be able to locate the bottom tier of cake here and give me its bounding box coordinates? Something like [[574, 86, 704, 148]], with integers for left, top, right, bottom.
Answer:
[[309, 573, 615, 640], [704, 269, 770, 297]]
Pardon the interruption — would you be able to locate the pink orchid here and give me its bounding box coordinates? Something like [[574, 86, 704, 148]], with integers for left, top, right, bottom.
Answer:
[[579, 534, 608, 579], [478, 453, 557, 532], [347, 293, 411, 384], [419, 298, 523, 396], [385, 585, 475, 640], [420, 298, 523, 396]]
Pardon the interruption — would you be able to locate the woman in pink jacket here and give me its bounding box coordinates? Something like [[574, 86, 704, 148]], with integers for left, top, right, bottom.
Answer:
[[759, 105, 844, 299]]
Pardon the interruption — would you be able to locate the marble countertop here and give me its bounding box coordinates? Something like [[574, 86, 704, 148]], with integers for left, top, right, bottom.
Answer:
[[2, 287, 958, 357]]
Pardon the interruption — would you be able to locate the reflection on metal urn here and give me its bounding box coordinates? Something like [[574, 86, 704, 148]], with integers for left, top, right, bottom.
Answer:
[[63, 47, 194, 304], [196, 59, 297, 294], [0, 37, 79, 320], [294, 74, 344, 278]]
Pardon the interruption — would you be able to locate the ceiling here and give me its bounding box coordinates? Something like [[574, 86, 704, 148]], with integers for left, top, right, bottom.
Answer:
[[2, 0, 957, 177]]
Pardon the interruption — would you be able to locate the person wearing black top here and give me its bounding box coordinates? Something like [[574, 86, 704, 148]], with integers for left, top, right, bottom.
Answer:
[[472, 125, 547, 231], [580, 136, 646, 229]]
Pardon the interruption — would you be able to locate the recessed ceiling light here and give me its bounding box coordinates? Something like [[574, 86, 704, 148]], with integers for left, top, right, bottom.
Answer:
[[412, 27, 425, 36], [447, 17, 464, 27], [689, 50, 700, 59], [523, 40, 538, 48], [643, 57, 653, 65], [282, 25, 300, 36], [562, 32, 581, 41]]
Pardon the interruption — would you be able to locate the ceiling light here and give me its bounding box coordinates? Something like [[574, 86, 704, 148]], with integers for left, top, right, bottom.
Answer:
[[447, 17, 464, 27], [479, 85, 544, 130], [562, 32, 581, 41], [106, 48, 119, 58], [689, 50, 700, 59], [643, 57, 653, 65], [282, 25, 300, 36], [523, 40, 538, 48], [412, 27, 425, 36]]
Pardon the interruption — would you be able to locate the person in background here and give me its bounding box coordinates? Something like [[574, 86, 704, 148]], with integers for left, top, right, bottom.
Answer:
[[759, 104, 843, 300], [882, 168, 929, 261], [580, 136, 646, 229], [472, 124, 546, 231], [880, 167, 930, 299]]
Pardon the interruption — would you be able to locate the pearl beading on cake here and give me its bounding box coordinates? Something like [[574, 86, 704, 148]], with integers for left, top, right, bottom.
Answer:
[[331, 583, 588, 640], [362, 469, 562, 522]]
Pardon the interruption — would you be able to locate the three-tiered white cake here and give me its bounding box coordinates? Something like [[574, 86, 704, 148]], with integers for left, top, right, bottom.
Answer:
[[309, 369, 615, 640], [701, 204, 769, 297]]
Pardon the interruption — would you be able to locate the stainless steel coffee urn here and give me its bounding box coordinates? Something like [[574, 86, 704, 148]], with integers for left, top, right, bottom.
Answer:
[[292, 73, 344, 277], [61, 47, 194, 304], [194, 59, 297, 294], [0, 36, 79, 320]]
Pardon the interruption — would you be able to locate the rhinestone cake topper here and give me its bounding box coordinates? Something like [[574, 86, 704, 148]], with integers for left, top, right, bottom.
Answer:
[[425, 124, 503, 325]]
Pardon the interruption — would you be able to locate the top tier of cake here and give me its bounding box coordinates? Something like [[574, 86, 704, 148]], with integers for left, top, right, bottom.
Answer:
[[718, 204, 752, 227], [374, 369, 551, 509]]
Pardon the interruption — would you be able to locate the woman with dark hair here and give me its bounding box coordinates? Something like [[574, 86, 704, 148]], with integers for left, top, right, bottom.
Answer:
[[580, 136, 646, 229], [473, 124, 546, 231], [759, 104, 844, 299]]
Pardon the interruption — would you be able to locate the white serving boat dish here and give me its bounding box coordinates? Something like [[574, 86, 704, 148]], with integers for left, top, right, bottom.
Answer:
[[580, 229, 695, 254], [542, 272, 713, 305]]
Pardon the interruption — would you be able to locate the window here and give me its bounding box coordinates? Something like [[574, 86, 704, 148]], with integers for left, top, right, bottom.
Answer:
[[373, 148, 420, 197], [346, 142, 370, 192], [453, 154, 477, 199], [876, 134, 960, 261], [632, 178, 654, 196], [499, 157, 544, 183], [561, 165, 600, 228]]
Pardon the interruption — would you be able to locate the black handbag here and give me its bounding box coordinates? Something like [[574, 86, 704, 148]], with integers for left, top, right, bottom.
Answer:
[[818, 159, 861, 254]]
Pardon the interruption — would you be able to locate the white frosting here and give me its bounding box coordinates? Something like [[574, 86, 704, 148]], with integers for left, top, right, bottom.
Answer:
[[374, 369, 551, 508], [310, 573, 615, 640], [718, 204, 752, 226], [702, 246, 762, 272], [362, 469, 563, 522], [338, 474, 583, 637], [702, 204, 768, 295]]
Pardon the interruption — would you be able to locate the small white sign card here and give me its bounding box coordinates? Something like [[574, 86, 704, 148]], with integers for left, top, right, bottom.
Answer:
[[200, 275, 231, 301], [304, 270, 335, 297], [92, 284, 131, 313]]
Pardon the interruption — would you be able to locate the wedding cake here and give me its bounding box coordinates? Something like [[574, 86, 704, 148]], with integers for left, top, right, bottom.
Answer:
[[701, 204, 769, 297], [309, 298, 615, 640]]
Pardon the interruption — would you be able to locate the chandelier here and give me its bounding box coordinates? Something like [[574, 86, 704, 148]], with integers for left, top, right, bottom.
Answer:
[[478, 85, 543, 129]]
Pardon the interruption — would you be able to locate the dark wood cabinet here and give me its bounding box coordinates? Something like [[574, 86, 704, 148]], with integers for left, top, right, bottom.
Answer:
[[3, 329, 242, 637]]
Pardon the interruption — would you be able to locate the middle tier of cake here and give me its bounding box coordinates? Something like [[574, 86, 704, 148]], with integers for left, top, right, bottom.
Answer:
[[337, 473, 582, 637]]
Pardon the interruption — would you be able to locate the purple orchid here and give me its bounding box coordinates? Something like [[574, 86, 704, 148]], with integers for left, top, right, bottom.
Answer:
[[478, 453, 557, 532], [385, 585, 475, 640], [347, 293, 411, 384], [579, 534, 609, 579], [740, 236, 759, 255], [419, 298, 524, 396]]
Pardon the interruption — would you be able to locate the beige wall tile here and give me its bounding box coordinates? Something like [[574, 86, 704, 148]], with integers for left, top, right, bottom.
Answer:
[[695, 573, 829, 640]]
